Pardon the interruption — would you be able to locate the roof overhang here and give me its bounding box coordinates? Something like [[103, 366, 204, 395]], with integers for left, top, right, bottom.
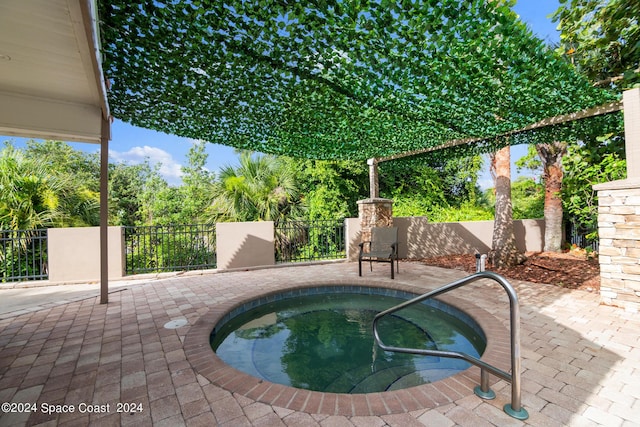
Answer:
[[0, 0, 110, 144]]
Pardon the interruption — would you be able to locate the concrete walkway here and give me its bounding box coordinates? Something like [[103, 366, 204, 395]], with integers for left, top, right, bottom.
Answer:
[[0, 262, 638, 426], [0, 280, 138, 318]]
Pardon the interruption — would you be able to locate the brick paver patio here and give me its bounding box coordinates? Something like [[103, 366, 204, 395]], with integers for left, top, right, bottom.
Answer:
[[1, 262, 638, 426]]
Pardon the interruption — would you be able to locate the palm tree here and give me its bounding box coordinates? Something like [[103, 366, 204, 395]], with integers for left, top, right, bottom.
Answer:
[[489, 145, 526, 268], [0, 144, 62, 230], [208, 152, 304, 224], [536, 142, 567, 252], [0, 145, 63, 275], [0, 142, 100, 231]]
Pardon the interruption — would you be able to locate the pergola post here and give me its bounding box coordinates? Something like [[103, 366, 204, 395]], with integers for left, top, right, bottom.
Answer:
[[100, 117, 110, 304], [594, 88, 640, 312], [358, 158, 393, 243], [368, 158, 379, 199]]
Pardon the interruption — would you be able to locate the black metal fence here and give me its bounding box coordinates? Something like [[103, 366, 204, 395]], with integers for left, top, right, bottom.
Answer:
[[275, 219, 346, 263], [1, 220, 345, 280], [124, 224, 217, 275], [0, 229, 48, 282], [565, 221, 599, 252]]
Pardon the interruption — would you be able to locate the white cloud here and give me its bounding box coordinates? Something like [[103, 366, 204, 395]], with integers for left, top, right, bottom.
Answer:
[[477, 178, 494, 191], [109, 145, 183, 184]]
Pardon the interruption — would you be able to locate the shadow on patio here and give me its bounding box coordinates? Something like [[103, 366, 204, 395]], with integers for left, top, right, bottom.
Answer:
[[0, 262, 637, 426]]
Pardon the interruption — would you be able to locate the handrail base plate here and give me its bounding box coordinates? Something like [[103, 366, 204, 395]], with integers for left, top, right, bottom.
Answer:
[[473, 386, 496, 400], [504, 404, 529, 420]]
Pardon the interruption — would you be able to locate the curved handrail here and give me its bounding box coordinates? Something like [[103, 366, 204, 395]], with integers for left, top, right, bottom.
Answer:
[[372, 271, 529, 420]]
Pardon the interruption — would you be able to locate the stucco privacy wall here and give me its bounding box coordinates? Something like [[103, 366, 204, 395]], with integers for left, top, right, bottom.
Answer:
[[216, 221, 275, 270], [47, 226, 124, 283], [346, 217, 545, 261], [44, 219, 543, 282]]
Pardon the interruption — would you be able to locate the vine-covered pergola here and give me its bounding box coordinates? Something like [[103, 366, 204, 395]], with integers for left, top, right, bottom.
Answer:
[[99, 0, 621, 164]]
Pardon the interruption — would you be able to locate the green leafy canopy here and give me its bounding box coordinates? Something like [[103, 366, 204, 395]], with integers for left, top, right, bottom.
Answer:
[[552, 0, 640, 89], [99, 0, 619, 161]]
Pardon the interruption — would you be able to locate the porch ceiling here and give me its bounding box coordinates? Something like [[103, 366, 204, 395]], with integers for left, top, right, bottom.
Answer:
[[0, 0, 109, 144]]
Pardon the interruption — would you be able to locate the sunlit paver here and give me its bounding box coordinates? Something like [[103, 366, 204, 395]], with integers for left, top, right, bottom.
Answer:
[[1, 262, 638, 426]]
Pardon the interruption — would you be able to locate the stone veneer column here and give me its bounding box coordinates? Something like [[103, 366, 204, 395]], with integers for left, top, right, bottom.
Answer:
[[357, 198, 393, 243], [594, 180, 640, 312]]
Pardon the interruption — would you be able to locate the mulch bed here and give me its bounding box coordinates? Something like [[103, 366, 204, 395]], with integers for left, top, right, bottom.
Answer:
[[419, 252, 600, 292]]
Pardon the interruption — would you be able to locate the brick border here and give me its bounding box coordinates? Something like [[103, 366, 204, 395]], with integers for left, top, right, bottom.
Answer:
[[184, 278, 511, 416]]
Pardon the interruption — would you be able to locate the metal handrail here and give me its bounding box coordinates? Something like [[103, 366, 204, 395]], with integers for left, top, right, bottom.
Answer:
[[372, 271, 529, 420]]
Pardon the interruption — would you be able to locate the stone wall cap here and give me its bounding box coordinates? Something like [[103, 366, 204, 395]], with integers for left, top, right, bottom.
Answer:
[[594, 177, 640, 191], [357, 198, 394, 204]]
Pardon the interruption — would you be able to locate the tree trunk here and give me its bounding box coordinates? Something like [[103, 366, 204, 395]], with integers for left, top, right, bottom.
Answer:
[[490, 145, 526, 268], [536, 142, 567, 253]]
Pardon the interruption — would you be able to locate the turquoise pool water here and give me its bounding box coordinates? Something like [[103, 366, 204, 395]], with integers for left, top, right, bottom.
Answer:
[[210, 288, 485, 393]]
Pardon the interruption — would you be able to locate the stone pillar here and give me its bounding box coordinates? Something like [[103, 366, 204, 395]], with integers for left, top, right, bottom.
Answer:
[[357, 198, 393, 243], [594, 180, 640, 312], [593, 88, 640, 312]]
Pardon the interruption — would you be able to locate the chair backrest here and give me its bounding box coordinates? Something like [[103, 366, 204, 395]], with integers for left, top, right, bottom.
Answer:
[[370, 227, 398, 252]]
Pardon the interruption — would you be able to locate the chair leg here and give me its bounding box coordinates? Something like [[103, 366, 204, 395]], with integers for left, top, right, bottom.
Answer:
[[358, 259, 362, 276], [390, 258, 394, 279]]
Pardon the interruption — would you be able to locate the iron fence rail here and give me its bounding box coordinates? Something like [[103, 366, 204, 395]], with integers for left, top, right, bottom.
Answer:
[[275, 219, 346, 263], [565, 221, 599, 252], [0, 219, 597, 281], [0, 220, 345, 280], [0, 229, 48, 282], [123, 224, 217, 275]]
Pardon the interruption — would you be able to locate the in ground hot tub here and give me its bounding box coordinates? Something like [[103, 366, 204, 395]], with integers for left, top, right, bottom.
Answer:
[[210, 286, 486, 393]]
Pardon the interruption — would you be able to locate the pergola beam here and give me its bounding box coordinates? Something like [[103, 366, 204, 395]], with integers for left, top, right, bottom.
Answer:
[[375, 100, 623, 164], [366, 99, 624, 198]]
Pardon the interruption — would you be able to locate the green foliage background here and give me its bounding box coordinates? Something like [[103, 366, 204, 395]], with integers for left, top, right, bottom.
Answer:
[[562, 137, 627, 238], [0, 139, 555, 230]]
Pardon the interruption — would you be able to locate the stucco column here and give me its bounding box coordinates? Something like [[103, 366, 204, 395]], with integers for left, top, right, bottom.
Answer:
[[593, 88, 640, 311], [624, 88, 640, 178]]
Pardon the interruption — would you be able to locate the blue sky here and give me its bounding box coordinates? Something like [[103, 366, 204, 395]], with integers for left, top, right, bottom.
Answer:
[[2, 1, 560, 188], [475, 0, 561, 189]]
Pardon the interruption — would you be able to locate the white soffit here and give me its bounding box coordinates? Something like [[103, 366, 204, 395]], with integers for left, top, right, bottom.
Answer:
[[0, 0, 109, 143]]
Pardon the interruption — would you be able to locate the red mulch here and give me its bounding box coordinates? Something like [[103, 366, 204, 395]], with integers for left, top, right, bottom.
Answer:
[[419, 251, 600, 292]]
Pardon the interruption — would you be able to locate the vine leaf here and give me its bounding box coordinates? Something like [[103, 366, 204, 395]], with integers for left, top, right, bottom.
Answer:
[[98, 0, 620, 161]]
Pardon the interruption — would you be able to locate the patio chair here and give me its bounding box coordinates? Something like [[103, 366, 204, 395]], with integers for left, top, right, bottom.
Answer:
[[358, 226, 399, 279]]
